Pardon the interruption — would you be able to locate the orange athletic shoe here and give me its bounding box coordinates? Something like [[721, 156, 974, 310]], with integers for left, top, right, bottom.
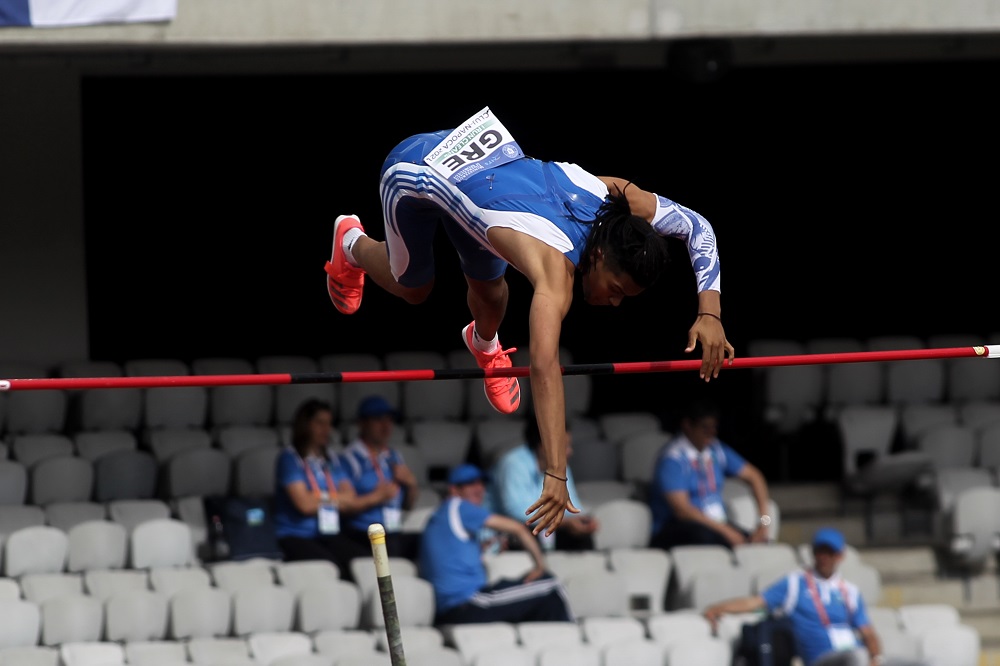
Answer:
[[462, 321, 521, 415], [325, 214, 365, 315]]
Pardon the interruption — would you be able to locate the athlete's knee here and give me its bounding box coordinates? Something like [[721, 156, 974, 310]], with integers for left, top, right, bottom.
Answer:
[[400, 283, 433, 305], [467, 276, 508, 303]]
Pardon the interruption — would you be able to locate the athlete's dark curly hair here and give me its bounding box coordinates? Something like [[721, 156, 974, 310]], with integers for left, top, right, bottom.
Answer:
[[578, 187, 670, 288]]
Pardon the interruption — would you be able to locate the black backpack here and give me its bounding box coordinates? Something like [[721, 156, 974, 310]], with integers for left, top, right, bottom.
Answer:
[[203, 495, 283, 562], [737, 614, 797, 666]]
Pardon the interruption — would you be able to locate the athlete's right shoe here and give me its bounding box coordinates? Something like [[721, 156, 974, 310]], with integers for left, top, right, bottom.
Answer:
[[462, 321, 521, 415], [325, 214, 366, 315]]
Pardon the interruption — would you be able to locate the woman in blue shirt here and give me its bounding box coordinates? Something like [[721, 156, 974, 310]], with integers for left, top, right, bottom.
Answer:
[[273, 399, 374, 580]]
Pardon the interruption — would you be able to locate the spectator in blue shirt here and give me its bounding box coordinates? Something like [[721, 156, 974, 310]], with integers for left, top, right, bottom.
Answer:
[[273, 398, 371, 580], [338, 394, 422, 561], [703, 527, 921, 666], [419, 463, 573, 626], [488, 414, 599, 551], [648, 398, 772, 551]]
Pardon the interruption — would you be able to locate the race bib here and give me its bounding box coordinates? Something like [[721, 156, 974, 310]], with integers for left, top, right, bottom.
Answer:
[[827, 625, 858, 651], [703, 500, 727, 523], [383, 506, 402, 532], [318, 504, 340, 535], [423, 106, 524, 184]]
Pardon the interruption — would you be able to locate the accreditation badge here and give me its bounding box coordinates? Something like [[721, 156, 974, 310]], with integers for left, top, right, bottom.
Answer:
[[423, 106, 525, 184], [827, 625, 858, 651], [382, 506, 402, 532], [318, 504, 340, 535]]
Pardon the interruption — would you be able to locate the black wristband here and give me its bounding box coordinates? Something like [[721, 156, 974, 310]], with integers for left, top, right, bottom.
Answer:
[[697, 312, 722, 321], [545, 471, 568, 482]]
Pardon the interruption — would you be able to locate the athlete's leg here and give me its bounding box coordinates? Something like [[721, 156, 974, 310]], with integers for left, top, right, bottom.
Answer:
[[351, 234, 433, 305], [465, 275, 508, 341]]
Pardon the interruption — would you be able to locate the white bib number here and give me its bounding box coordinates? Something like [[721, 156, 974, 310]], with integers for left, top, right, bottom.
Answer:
[[423, 106, 524, 184], [318, 504, 340, 535]]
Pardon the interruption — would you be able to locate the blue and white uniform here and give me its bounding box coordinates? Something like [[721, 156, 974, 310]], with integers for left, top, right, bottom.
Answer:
[[338, 440, 406, 533], [419, 496, 574, 624], [762, 569, 872, 666], [649, 435, 747, 535], [378, 107, 721, 291]]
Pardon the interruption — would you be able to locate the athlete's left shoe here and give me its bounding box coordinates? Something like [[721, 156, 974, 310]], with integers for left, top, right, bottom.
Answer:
[[325, 214, 365, 315], [462, 321, 521, 415]]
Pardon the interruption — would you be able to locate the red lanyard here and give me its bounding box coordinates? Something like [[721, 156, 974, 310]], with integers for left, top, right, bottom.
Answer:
[[805, 571, 851, 626], [695, 453, 717, 497], [368, 447, 387, 482], [302, 457, 338, 500]]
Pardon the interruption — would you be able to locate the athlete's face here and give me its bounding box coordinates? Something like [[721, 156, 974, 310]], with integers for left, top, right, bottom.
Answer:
[[580, 253, 643, 306]]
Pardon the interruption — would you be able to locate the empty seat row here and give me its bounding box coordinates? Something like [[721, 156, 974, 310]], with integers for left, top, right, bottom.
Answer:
[[747, 333, 1000, 436]]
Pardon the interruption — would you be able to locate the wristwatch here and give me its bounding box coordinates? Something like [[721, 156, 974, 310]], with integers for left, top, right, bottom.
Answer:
[[759, 515, 772, 527]]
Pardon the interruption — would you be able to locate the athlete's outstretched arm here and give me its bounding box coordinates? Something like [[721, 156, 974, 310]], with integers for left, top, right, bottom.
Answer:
[[600, 176, 734, 380]]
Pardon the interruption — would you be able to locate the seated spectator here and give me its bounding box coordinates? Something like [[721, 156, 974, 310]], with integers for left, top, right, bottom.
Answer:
[[419, 463, 574, 626], [648, 397, 772, 551], [273, 398, 372, 580], [488, 413, 599, 551], [704, 527, 926, 666], [338, 394, 422, 560]]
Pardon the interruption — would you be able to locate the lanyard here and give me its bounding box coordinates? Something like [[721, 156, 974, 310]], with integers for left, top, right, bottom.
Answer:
[[805, 571, 851, 627], [695, 453, 717, 497], [367, 447, 388, 482], [302, 456, 338, 500]]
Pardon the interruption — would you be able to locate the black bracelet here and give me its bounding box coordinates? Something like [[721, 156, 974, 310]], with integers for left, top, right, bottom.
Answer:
[[545, 471, 568, 482], [697, 312, 722, 321]]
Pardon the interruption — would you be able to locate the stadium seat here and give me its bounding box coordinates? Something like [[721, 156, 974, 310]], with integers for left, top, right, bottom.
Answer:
[[103, 588, 170, 642], [66, 520, 128, 573], [296, 579, 362, 634], [385, 350, 465, 422], [19, 573, 85, 605], [185, 636, 253, 664], [72, 430, 138, 464], [146, 427, 213, 464], [0, 461, 27, 505], [607, 547, 672, 617], [3, 525, 68, 578], [93, 450, 159, 503], [168, 587, 232, 640], [130, 518, 195, 569], [83, 569, 150, 602], [10, 434, 74, 470], [107, 499, 171, 534], [58, 641, 126, 666], [231, 583, 296, 636], [29, 455, 94, 506], [591, 498, 652, 550], [563, 569, 630, 619], [246, 630, 313, 665], [40, 594, 103, 645], [311, 629, 378, 662], [0, 598, 42, 650]]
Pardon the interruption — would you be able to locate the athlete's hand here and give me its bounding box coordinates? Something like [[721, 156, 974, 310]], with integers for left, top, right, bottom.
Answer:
[[525, 474, 579, 537], [686, 314, 734, 381]]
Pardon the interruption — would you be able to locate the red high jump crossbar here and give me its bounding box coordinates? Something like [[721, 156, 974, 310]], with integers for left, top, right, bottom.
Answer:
[[0, 346, 996, 391]]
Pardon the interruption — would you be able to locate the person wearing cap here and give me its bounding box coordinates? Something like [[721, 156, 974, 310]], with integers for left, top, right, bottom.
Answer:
[[488, 412, 599, 552], [418, 463, 574, 626], [337, 394, 422, 560], [702, 527, 917, 666], [648, 397, 773, 551]]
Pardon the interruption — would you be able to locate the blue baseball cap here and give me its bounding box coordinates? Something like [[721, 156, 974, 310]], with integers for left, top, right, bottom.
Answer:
[[812, 527, 846, 553], [448, 463, 484, 486], [356, 395, 399, 420]]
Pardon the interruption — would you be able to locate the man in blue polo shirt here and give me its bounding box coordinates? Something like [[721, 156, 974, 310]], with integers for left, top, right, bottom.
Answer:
[[703, 527, 923, 666], [338, 394, 422, 560], [648, 398, 773, 550], [419, 463, 573, 626]]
